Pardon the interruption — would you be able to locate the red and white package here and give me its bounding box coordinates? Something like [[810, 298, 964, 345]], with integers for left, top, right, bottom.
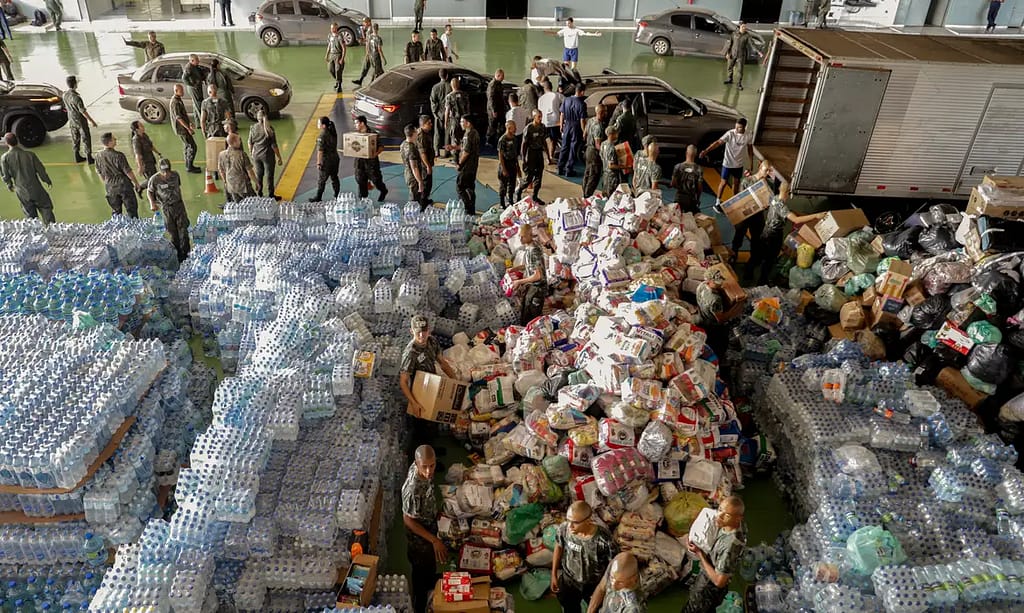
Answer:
[[558, 438, 594, 468], [459, 544, 493, 574], [598, 418, 637, 452]]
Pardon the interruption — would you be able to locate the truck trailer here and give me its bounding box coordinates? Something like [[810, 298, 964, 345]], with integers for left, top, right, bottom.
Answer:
[[753, 28, 1024, 201]]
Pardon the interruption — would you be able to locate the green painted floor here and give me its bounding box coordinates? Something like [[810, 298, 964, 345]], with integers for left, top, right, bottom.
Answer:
[[0, 28, 763, 223]]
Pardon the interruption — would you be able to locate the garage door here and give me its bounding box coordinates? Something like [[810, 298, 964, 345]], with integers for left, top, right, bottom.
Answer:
[[957, 86, 1024, 192]]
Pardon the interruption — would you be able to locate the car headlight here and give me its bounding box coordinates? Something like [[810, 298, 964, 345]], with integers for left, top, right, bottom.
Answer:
[[269, 88, 285, 97], [49, 104, 63, 111]]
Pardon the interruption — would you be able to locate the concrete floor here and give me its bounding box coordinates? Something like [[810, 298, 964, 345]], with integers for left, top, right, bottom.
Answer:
[[0, 28, 763, 223]]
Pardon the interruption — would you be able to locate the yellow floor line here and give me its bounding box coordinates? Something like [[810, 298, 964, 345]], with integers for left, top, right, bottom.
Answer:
[[276, 93, 345, 201], [703, 166, 734, 200]]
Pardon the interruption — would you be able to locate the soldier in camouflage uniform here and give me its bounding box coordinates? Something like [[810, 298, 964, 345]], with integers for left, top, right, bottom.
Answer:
[[352, 115, 387, 202], [400, 124, 425, 204], [310, 116, 340, 202], [200, 84, 230, 139], [123, 31, 165, 62], [183, 54, 208, 127], [94, 132, 142, 218], [325, 22, 347, 93], [170, 84, 201, 174], [581, 103, 608, 197], [600, 126, 626, 196], [551, 496, 617, 613], [423, 29, 445, 61], [722, 22, 761, 91], [451, 115, 479, 215], [587, 552, 645, 613], [206, 58, 235, 115], [217, 133, 257, 203], [671, 145, 704, 214], [442, 77, 469, 150], [365, 23, 386, 83], [414, 115, 435, 209], [401, 444, 446, 613], [147, 158, 191, 263], [509, 223, 547, 325], [1, 132, 55, 224], [631, 135, 662, 193], [496, 120, 520, 209], [44, 0, 63, 30], [130, 121, 162, 185], [248, 111, 283, 199], [681, 496, 747, 613], [428, 69, 450, 157], [63, 76, 97, 164], [516, 109, 547, 203], [352, 17, 373, 86]]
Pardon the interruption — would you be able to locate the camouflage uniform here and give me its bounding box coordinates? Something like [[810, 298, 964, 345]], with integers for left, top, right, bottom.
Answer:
[[413, 0, 425, 31], [600, 139, 623, 196], [724, 31, 755, 87], [313, 128, 340, 201], [443, 88, 469, 148], [516, 122, 546, 202], [201, 96, 230, 138], [170, 94, 198, 171], [401, 462, 440, 613], [62, 89, 91, 161], [147, 171, 191, 262], [582, 116, 606, 197], [125, 39, 165, 62], [326, 32, 346, 91], [354, 129, 386, 201], [367, 32, 385, 81], [183, 62, 208, 126], [429, 80, 451, 155], [486, 78, 507, 146], [248, 123, 278, 197], [514, 243, 547, 325], [423, 37, 445, 61], [206, 68, 235, 115], [554, 522, 617, 613], [44, 0, 62, 30], [400, 336, 441, 377], [414, 127, 434, 209], [217, 148, 255, 202], [496, 132, 519, 208], [1, 146, 55, 224], [681, 527, 746, 613], [400, 139, 424, 203], [455, 126, 479, 215], [131, 132, 158, 180], [94, 148, 138, 218], [671, 161, 703, 214], [632, 151, 662, 193]]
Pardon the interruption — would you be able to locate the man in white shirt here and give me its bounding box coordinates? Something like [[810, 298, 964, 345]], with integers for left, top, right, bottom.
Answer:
[[506, 92, 530, 153], [530, 56, 562, 88], [440, 23, 458, 62], [551, 17, 601, 70], [537, 79, 563, 165], [699, 118, 753, 209]]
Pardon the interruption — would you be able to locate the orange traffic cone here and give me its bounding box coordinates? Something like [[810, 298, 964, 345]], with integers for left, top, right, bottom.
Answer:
[[204, 169, 220, 195]]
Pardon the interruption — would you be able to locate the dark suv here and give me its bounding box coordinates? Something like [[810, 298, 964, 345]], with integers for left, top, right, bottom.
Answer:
[[0, 81, 68, 148]]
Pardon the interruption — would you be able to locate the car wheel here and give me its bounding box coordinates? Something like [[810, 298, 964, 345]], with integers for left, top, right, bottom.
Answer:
[[261, 28, 282, 48], [341, 27, 355, 47], [244, 98, 269, 121], [11, 116, 45, 148], [139, 99, 167, 124], [651, 38, 672, 57]]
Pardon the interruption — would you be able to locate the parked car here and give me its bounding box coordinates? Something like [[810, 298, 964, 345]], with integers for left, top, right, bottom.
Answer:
[[578, 72, 743, 163], [351, 61, 516, 138], [250, 0, 367, 48], [634, 8, 765, 59], [0, 81, 67, 148], [116, 53, 293, 123]]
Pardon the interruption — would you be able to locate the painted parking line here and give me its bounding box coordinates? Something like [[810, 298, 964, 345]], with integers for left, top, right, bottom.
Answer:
[[276, 93, 344, 201]]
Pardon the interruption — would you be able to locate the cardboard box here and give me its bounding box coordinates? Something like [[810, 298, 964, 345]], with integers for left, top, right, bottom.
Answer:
[[814, 209, 870, 243], [869, 235, 886, 255], [205, 136, 226, 172], [936, 321, 974, 355], [407, 371, 469, 424], [868, 301, 902, 330], [878, 260, 913, 299], [343, 131, 379, 159], [694, 214, 723, 246], [615, 142, 634, 170], [966, 175, 1024, 219], [433, 576, 490, 613], [903, 283, 926, 306], [861, 285, 877, 307], [840, 302, 866, 330], [796, 224, 823, 249], [876, 295, 905, 315], [720, 179, 773, 226], [829, 323, 857, 340], [937, 367, 989, 411], [336, 554, 379, 608]]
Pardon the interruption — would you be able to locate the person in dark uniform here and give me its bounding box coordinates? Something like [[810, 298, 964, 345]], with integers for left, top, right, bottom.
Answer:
[[448, 114, 479, 215], [722, 22, 761, 91], [63, 76, 97, 164], [509, 223, 547, 325], [147, 158, 191, 263], [248, 110, 283, 199], [130, 120, 161, 187], [400, 123, 426, 205], [428, 69, 450, 157], [423, 28, 445, 61], [123, 31, 165, 62], [551, 501, 618, 613], [325, 22, 347, 92], [516, 109, 547, 203], [217, 133, 257, 203], [405, 30, 424, 63], [600, 126, 626, 196], [415, 115, 435, 209], [442, 77, 469, 151], [44, 0, 62, 31], [681, 496, 746, 613], [310, 116, 340, 202], [671, 145, 704, 214], [352, 115, 388, 202], [368, 23, 387, 81], [183, 54, 208, 127], [170, 84, 201, 174], [413, 0, 426, 32], [486, 68, 507, 148], [352, 17, 373, 85], [518, 79, 539, 116], [200, 84, 230, 139], [218, 0, 235, 27], [94, 132, 142, 218], [496, 120, 520, 209], [401, 444, 446, 613], [1, 132, 55, 225], [987, 0, 1004, 32], [207, 58, 235, 115], [582, 103, 608, 197], [557, 84, 586, 177], [611, 98, 639, 158]]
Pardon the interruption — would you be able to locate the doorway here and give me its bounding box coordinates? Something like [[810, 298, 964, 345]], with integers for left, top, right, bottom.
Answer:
[[487, 0, 527, 19], [741, 0, 784, 23]]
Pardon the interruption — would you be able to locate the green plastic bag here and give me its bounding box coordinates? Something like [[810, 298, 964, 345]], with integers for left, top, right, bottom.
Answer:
[[542, 455, 572, 484], [663, 491, 708, 537], [542, 524, 559, 551], [967, 321, 1003, 345], [846, 526, 906, 575], [844, 273, 875, 297], [519, 568, 552, 601], [506, 503, 544, 545]]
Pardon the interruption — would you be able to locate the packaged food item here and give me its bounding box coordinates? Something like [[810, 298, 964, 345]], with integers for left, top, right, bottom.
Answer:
[[598, 418, 637, 451], [637, 420, 674, 462], [459, 544, 492, 574]]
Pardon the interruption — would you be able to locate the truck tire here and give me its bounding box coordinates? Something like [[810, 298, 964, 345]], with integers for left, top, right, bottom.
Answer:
[[12, 116, 45, 148]]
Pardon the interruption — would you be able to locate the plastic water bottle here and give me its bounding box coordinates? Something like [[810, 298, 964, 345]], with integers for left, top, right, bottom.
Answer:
[[81, 532, 108, 567]]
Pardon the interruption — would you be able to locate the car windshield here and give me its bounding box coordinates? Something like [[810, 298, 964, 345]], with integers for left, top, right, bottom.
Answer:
[[321, 0, 344, 13], [214, 55, 253, 77]]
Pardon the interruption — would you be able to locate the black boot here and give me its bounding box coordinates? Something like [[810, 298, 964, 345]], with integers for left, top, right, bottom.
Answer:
[[74, 153, 85, 163], [87, 155, 95, 165], [377, 187, 388, 202]]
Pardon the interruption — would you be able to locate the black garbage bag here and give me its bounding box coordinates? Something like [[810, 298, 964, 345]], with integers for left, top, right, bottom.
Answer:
[[803, 303, 840, 326], [918, 225, 958, 255], [541, 370, 571, 401], [909, 295, 951, 330], [797, 322, 830, 355], [1007, 329, 1024, 352], [973, 270, 1022, 315], [904, 340, 931, 367], [882, 226, 922, 259], [967, 343, 1015, 385]]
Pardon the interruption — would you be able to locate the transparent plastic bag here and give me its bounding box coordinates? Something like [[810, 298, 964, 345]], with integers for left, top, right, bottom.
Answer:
[[796, 243, 816, 269], [844, 273, 875, 297], [608, 399, 651, 428], [834, 444, 882, 474], [814, 285, 848, 313], [789, 266, 822, 290]]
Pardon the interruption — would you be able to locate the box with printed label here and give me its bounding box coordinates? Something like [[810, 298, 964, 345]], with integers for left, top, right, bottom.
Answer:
[[343, 131, 378, 159], [719, 179, 773, 225], [878, 260, 913, 299], [814, 209, 869, 243], [407, 371, 469, 424], [433, 576, 490, 613]]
